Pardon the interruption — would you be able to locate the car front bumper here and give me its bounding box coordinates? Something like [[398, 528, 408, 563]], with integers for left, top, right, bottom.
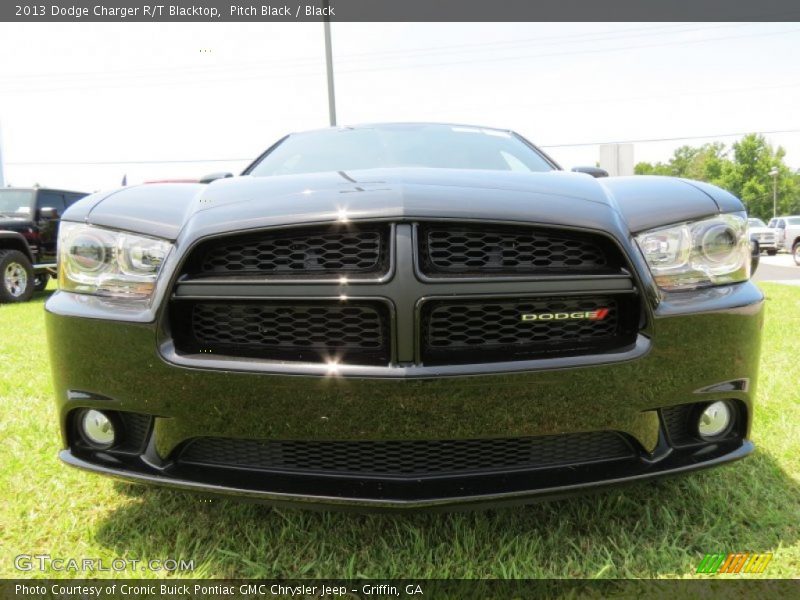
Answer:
[[46, 281, 764, 510], [751, 236, 777, 250], [58, 441, 754, 510]]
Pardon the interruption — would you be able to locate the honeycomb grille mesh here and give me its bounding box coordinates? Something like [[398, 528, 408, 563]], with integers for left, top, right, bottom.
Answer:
[[118, 413, 152, 452], [170, 222, 640, 367], [420, 224, 613, 275], [661, 404, 697, 447], [191, 225, 389, 278], [178, 432, 635, 477], [175, 301, 390, 364], [422, 296, 635, 364]]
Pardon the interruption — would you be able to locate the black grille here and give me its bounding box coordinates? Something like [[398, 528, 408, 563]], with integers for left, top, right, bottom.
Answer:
[[178, 432, 636, 478], [170, 301, 390, 365], [421, 295, 638, 365], [419, 223, 619, 276], [661, 404, 698, 447], [185, 224, 389, 279], [117, 413, 153, 453]]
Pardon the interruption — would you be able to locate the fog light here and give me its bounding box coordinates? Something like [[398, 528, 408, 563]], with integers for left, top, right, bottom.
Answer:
[[697, 401, 732, 440], [80, 410, 116, 448]]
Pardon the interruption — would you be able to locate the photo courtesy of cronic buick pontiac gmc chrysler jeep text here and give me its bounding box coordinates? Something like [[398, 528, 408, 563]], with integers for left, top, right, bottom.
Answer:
[[45, 123, 764, 509]]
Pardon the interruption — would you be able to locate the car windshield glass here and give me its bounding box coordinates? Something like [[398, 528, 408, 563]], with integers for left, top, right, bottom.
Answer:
[[249, 124, 555, 176], [0, 190, 34, 216], [748, 219, 767, 227]]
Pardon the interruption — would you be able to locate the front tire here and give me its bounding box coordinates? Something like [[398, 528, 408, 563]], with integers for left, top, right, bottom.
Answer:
[[34, 273, 50, 292], [793, 242, 800, 266], [0, 250, 35, 303]]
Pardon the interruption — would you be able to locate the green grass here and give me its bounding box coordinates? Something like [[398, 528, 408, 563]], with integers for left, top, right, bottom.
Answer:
[[1, 282, 799, 580]]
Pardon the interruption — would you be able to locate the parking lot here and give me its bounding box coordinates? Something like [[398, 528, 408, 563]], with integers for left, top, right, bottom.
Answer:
[[753, 253, 800, 283]]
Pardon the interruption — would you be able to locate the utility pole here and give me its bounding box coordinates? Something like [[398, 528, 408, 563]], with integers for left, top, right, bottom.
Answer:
[[323, 1, 337, 126], [769, 167, 779, 218]]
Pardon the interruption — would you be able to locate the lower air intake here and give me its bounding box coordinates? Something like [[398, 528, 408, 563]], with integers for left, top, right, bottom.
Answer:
[[178, 431, 636, 478]]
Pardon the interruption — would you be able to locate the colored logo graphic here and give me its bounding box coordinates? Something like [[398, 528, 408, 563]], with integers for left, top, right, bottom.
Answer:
[[520, 308, 610, 322], [696, 552, 773, 574]]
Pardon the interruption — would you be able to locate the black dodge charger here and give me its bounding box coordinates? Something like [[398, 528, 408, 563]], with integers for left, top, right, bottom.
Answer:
[[46, 123, 763, 509]]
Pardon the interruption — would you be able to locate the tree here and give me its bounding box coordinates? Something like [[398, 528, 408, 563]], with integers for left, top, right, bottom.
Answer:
[[635, 134, 800, 220], [634, 161, 671, 176], [718, 134, 799, 219], [635, 143, 727, 180]]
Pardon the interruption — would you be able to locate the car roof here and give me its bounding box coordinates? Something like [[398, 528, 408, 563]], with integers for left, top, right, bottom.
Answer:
[[288, 122, 516, 136]]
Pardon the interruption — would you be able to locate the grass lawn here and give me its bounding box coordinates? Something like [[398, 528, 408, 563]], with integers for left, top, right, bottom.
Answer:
[[1, 282, 799, 580]]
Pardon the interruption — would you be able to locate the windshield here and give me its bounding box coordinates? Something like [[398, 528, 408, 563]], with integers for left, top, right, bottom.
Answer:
[[748, 218, 767, 228], [0, 190, 34, 217], [249, 124, 556, 177]]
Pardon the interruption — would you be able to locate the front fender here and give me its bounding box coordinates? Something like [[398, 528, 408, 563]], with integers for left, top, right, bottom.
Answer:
[[0, 230, 34, 262], [600, 176, 744, 232]]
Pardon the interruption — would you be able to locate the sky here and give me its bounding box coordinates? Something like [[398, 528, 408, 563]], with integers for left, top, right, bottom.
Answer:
[[0, 21, 798, 192]]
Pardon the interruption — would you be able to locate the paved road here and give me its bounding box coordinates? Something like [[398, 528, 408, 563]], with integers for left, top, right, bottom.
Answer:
[[752, 253, 800, 283]]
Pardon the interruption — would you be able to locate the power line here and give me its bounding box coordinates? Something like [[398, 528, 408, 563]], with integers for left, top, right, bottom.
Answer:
[[7, 129, 800, 166], [314, 22, 751, 62], [5, 158, 252, 166], [441, 80, 800, 114], [0, 22, 749, 85], [539, 129, 800, 149], [2, 24, 796, 94], [337, 27, 800, 75]]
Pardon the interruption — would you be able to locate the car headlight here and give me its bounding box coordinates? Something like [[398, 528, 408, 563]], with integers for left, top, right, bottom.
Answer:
[[58, 222, 172, 303], [635, 214, 750, 291]]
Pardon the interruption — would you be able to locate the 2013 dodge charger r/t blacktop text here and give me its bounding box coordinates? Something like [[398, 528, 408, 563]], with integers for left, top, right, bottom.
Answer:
[[45, 123, 763, 509]]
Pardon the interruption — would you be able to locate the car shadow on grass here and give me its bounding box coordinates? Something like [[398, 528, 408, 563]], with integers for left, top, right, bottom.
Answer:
[[31, 288, 55, 303], [93, 447, 800, 578]]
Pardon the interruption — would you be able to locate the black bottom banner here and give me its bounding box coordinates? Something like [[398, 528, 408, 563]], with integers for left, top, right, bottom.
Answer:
[[2, 579, 799, 600]]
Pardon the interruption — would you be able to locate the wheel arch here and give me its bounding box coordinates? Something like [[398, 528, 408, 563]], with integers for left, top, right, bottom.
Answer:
[[0, 231, 34, 263]]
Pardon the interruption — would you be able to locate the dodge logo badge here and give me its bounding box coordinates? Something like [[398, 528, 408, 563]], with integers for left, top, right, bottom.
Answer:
[[521, 308, 610, 322]]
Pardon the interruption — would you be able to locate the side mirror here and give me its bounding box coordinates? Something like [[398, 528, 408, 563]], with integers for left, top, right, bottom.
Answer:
[[750, 240, 760, 275], [39, 207, 58, 219], [571, 166, 609, 178], [199, 172, 233, 184]]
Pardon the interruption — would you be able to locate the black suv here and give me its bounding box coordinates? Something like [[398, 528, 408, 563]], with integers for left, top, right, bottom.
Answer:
[[0, 187, 87, 302]]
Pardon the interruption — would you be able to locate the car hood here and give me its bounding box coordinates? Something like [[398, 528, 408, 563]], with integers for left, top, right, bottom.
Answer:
[[70, 168, 736, 241]]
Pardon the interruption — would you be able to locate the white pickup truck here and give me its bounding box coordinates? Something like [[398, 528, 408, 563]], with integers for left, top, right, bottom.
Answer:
[[748, 218, 779, 255], [768, 216, 800, 265]]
